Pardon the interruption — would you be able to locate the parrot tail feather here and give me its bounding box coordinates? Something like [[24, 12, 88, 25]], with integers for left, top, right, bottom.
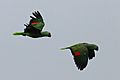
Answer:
[[13, 32, 26, 36], [60, 47, 70, 50]]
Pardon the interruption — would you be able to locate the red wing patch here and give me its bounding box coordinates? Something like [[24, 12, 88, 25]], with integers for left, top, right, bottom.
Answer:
[[74, 52, 81, 56], [31, 21, 40, 25]]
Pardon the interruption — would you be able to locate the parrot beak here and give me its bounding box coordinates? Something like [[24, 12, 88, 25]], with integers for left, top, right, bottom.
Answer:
[[48, 33, 51, 37], [95, 46, 99, 51]]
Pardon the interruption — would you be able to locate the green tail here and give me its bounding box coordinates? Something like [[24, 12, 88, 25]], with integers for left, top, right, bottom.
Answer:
[[60, 47, 70, 50], [13, 32, 26, 35]]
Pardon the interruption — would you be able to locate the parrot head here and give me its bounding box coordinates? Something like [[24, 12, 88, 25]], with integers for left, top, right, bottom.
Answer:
[[40, 31, 51, 37], [82, 43, 99, 51], [90, 44, 99, 51]]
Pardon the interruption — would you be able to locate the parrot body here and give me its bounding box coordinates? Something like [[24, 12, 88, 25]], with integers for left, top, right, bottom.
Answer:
[[61, 43, 99, 71], [13, 11, 51, 38]]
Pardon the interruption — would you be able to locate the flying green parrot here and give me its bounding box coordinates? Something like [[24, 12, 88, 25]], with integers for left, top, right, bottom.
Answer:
[[61, 43, 99, 71], [13, 11, 51, 38]]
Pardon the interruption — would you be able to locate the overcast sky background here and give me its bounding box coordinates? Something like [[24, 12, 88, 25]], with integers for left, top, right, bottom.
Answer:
[[0, 0, 120, 80]]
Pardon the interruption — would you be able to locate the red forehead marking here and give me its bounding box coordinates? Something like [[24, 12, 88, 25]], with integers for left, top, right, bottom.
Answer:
[[74, 52, 81, 56], [31, 22, 40, 24]]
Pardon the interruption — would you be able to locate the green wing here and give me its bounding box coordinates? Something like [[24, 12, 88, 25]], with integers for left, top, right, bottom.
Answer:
[[69, 44, 89, 70], [29, 11, 45, 31]]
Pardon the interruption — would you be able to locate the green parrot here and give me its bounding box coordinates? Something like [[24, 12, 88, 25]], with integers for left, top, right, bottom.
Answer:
[[13, 11, 51, 38], [61, 43, 99, 71]]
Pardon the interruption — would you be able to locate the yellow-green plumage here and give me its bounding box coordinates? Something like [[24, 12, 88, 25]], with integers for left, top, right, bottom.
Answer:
[[61, 43, 99, 71], [13, 11, 51, 38]]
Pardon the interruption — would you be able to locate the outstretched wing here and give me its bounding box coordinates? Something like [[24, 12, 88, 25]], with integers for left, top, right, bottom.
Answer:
[[29, 11, 45, 31], [70, 45, 89, 70]]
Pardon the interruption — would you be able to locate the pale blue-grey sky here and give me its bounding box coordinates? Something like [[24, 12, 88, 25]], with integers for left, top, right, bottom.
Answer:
[[0, 0, 120, 80]]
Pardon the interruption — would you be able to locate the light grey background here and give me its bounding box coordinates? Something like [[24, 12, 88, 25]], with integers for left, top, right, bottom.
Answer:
[[0, 0, 120, 80]]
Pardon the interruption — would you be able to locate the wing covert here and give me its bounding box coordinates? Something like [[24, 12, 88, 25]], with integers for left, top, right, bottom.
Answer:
[[29, 11, 45, 31], [70, 45, 89, 70]]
